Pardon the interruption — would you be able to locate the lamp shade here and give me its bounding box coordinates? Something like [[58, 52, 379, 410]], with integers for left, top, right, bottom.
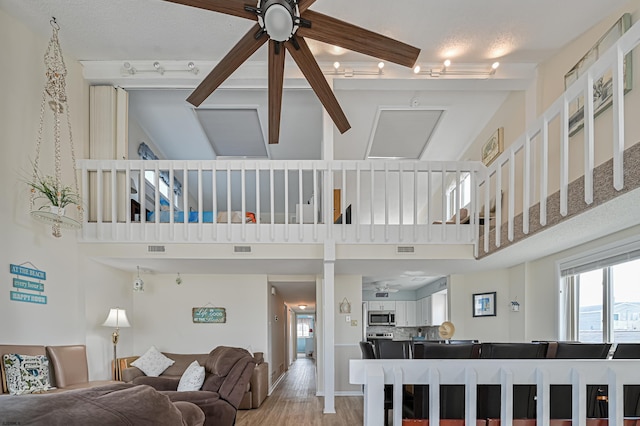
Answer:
[[102, 308, 131, 328]]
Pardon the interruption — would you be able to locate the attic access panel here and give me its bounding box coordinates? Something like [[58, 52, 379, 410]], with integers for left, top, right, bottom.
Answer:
[[195, 108, 268, 158], [366, 108, 444, 159]]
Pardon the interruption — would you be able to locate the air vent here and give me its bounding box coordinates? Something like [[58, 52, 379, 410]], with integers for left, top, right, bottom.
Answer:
[[148, 245, 166, 253], [396, 246, 415, 254], [233, 245, 252, 254]]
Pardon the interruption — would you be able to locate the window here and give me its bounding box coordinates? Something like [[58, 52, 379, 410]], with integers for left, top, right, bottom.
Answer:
[[446, 173, 471, 218], [566, 257, 640, 343], [144, 170, 179, 206], [297, 317, 313, 338]]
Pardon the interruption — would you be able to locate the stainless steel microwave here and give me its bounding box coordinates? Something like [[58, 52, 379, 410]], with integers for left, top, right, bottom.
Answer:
[[368, 310, 395, 326]]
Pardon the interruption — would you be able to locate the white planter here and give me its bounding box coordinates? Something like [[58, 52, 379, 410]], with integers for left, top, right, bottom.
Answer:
[[49, 206, 65, 216]]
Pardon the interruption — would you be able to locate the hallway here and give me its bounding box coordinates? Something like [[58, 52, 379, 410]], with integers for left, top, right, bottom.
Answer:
[[236, 357, 364, 425]]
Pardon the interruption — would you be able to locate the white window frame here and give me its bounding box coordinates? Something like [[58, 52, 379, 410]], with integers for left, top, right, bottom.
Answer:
[[557, 234, 640, 341]]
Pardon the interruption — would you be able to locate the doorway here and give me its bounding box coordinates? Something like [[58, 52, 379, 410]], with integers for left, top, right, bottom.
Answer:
[[296, 314, 315, 359]]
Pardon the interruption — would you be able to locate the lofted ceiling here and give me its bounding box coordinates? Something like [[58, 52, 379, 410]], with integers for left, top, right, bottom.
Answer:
[[1, 0, 633, 305]]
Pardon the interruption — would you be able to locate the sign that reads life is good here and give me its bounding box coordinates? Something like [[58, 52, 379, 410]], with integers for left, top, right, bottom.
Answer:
[[192, 307, 226, 323]]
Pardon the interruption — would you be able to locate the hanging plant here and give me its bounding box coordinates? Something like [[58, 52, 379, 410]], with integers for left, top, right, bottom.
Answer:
[[28, 170, 81, 209], [29, 18, 83, 238]]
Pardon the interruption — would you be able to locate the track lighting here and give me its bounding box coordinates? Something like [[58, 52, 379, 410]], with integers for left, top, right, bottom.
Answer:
[[412, 60, 500, 79], [327, 62, 385, 77], [121, 61, 200, 76]]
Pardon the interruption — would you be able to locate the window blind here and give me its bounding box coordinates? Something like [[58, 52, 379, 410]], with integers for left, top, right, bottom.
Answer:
[[559, 239, 640, 277]]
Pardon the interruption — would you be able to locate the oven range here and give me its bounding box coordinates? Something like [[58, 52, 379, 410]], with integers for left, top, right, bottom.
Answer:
[[366, 332, 394, 341]]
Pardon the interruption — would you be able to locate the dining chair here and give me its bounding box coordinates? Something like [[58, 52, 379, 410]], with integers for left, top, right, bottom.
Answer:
[[375, 340, 412, 426], [549, 342, 612, 419], [411, 342, 481, 420], [612, 343, 640, 417], [477, 342, 549, 420]]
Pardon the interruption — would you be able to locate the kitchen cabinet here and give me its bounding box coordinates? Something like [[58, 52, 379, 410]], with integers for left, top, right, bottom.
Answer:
[[394, 301, 417, 327], [431, 292, 448, 325], [416, 293, 448, 326], [419, 296, 432, 326], [368, 301, 395, 311]]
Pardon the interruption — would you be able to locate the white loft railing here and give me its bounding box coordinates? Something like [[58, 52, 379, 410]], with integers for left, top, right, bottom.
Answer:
[[77, 159, 483, 244], [350, 358, 640, 426], [78, 20, 640, 248], [476, 18, 640, 255]]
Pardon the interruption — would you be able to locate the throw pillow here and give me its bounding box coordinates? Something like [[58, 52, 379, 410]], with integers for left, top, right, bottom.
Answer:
[[131, 346, 175, 377], [2, 354, 53, 395], [177, 360, 205, 391]]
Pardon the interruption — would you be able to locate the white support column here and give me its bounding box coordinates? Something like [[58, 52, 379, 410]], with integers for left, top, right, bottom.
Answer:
[[323, 240, 336, 414]]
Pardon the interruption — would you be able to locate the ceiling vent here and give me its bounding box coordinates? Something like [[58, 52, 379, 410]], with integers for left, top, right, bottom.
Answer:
[[148, 245, 166, 253], [233, 245, 252, 254], [396, 246, 415, 254]]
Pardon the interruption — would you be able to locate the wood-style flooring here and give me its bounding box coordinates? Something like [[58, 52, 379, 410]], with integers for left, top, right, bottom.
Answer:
[[236, 356, 363, 426]]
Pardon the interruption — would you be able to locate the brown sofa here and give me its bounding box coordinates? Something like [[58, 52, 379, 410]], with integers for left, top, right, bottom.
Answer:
[[122, 346, 256, 426], [0, 344, 116, 394], [123, 348, 269, 410], [0, 383, 205, 426]]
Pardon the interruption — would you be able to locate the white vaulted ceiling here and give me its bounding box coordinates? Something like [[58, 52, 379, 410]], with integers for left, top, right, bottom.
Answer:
[[1, 0, 633, 298]]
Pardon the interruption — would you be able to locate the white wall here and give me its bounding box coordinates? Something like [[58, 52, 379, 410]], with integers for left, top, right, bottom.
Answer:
[[131, 273, 269, 356], [449, 268, 512, 341], [0, 9, 131, 381], [334, 275, 362, 393]]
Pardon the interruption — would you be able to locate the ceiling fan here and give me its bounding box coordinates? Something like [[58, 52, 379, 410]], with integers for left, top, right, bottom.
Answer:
[[163, 0, 421, 144], [374, 284, 399, 293]]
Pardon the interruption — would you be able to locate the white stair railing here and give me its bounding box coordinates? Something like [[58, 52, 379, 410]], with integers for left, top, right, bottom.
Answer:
[[477, 18, 640, 255]]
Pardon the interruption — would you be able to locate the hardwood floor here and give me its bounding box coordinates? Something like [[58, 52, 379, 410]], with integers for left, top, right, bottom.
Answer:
[[236, 356, 363, 425]]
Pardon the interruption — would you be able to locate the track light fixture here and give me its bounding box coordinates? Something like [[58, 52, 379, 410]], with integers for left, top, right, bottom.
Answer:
[[326, 62, 385, 77], [413, 60, 500, 78], [121, 61, 200, 76]]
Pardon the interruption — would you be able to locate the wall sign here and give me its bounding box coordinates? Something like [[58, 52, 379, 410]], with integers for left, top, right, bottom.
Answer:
[[10, 264, 46, 280], [192, 307, 226, 323], [9, 263, 47, 305]]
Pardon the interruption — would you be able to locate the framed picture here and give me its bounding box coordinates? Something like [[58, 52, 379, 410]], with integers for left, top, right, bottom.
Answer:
[[481, 128, 503, 166], [565, 13, 632, 136], [473, 291, 496, 317]]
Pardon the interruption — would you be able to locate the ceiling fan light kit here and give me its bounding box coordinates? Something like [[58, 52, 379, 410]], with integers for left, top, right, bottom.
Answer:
[[163, 0, 420, 144]]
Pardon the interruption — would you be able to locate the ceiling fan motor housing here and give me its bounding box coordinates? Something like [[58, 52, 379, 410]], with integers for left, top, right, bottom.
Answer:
[[258, 0, 300, 42]]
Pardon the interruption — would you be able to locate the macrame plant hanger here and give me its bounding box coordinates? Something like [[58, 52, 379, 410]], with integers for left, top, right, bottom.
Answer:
[[30, 18, 82, 237]]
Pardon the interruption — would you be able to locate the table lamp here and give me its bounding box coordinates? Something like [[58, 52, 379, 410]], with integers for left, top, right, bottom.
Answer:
[[102, 308, 131, 380]]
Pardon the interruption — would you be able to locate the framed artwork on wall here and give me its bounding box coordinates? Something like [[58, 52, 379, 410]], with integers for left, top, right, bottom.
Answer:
[[481, 128, 504, 166], [473, 291, 496, 317], [565, 13, 632, 136]]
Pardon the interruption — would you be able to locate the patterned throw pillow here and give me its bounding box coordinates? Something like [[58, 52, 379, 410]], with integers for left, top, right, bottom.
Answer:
[[3, 354, 53, 395], [177, 360, 205, 391], [131, 346, 175, 377]]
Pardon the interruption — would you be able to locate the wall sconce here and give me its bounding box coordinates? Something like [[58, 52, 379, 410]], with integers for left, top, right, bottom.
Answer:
[[133, 266, 144, 292]]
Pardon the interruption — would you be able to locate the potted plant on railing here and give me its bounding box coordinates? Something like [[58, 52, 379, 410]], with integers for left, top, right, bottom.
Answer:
[[27, 170, 82, 237]]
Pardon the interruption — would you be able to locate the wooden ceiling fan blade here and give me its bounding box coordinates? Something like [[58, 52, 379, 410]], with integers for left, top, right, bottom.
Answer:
[[285, 37, 351, 134], [187, 24, 267, 106], [298, 10, 420, 68], [163, 0, 256, 20], [268, 41, 285, 144]]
